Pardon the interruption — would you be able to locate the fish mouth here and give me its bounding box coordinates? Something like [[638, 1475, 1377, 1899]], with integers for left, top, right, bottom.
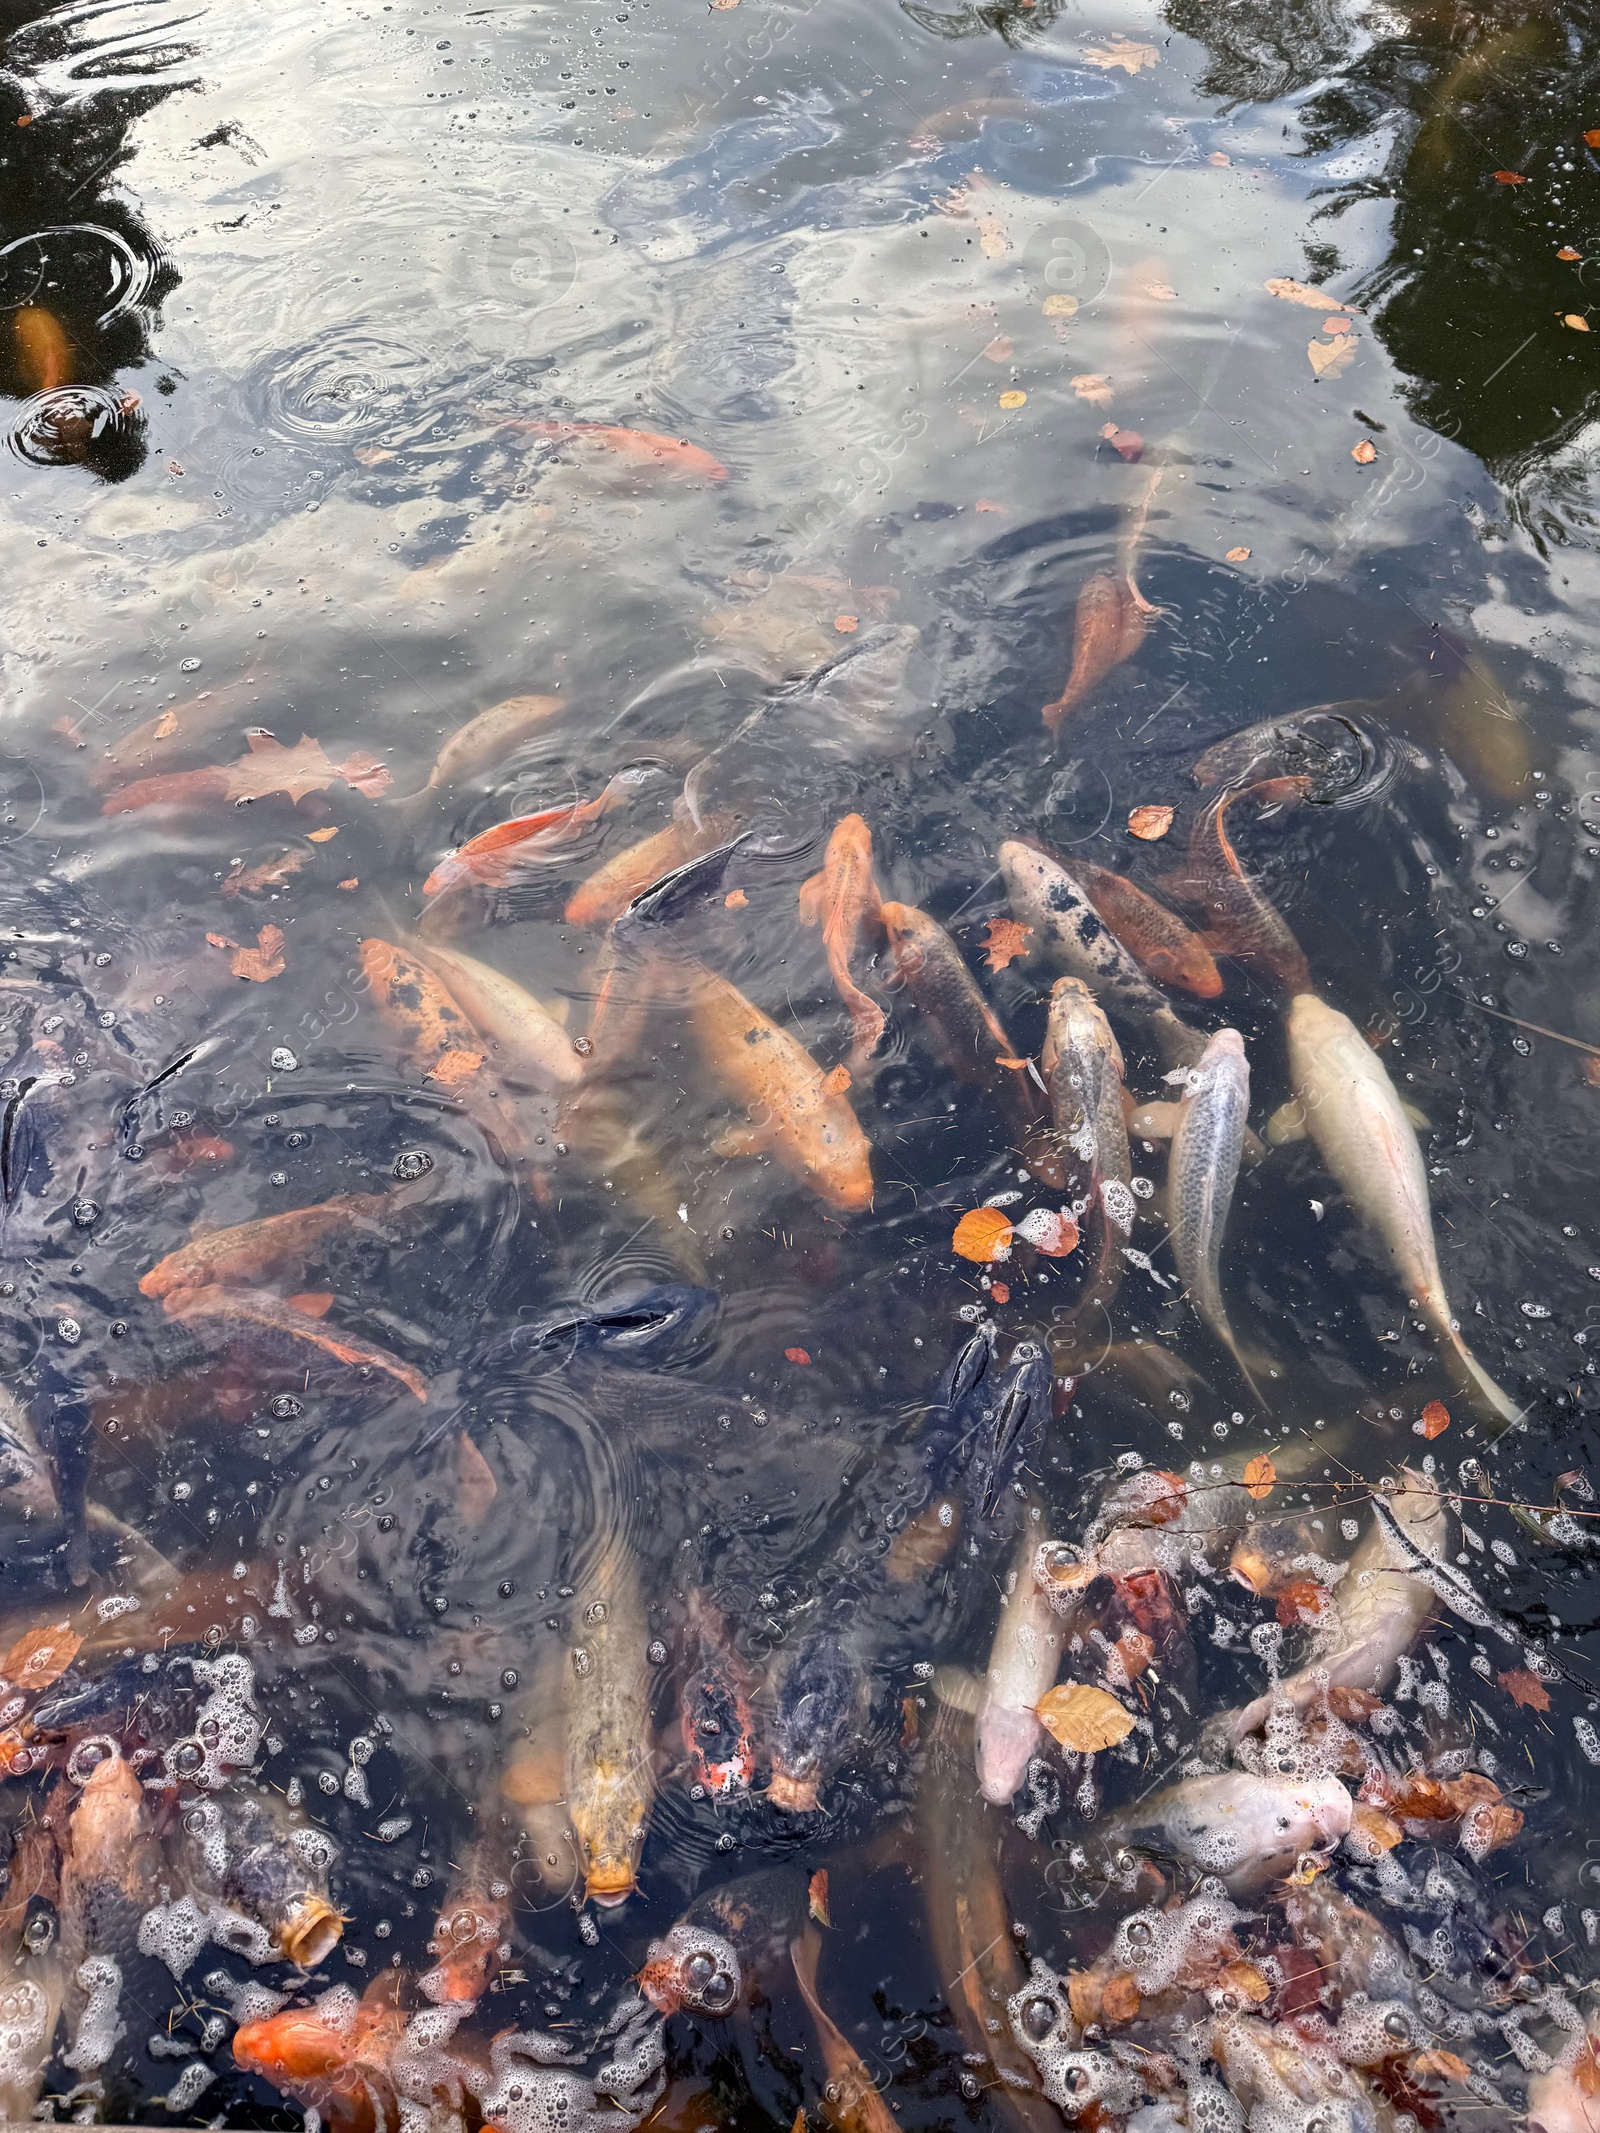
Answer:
[[278, 1895, 346, 1966], [585, 1860, 638, 1906], [767, 1770, 821, 1813]]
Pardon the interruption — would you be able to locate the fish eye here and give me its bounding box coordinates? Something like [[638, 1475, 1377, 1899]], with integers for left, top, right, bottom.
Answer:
[[1021, 1996, 1056, 2042]]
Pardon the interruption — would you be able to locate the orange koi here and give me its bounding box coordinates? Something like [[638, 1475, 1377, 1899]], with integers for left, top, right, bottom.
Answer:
[[798, 814, 886, 1071], [422, 767, 655, 897], [790, 1927, 904, 2133], [1168, 776, 1312, 993], [360, 936, 480, 1076], [422, 1856, 512, 2005], [14, 306, 72, 393], [564, 812, 733, 928], [139, 1191, 394, 1303], [1040, 572, 1147, 730], [505, 418, 729, 483], [234, 1980, 410, 2133], [687, 962, 873, 1214], [1056, 857, 1223, 998], [162, 1285, 428, 1401]]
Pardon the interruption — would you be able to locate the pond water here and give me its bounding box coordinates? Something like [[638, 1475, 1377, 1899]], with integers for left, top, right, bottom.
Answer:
[[0, 0, 1598, 2122]]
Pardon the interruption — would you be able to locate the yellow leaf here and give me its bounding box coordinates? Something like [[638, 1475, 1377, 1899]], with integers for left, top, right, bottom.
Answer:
[[1042, 293, 1077, 318], [1243, 1453, 1276, 1500], [999, 390, 1027, 410], [1, 1622, 81, 1690], [153, 709, 179, 740], [978, 217, 1008, 258], [1036, 1682, 1134, 1753], [308, 825, 340, 842], [1565, 313, 1591, 331], [1349, 1802, 1403, 1856], [1308, 334, 1358, 378], [952, 1207, 1014, 1263]]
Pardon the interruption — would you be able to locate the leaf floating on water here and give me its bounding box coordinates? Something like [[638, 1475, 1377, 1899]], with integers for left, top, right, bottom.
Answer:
[[1352, 439, 1378, 464], [1081, 35, 1158, 71], [833, 614, 858, 633], [978, 217, 1008, 258], [1015, 1206, 1078, 1256], [1349, 1802, 1403, 1855], [1225, 546, 1251, 563], [152, 709, 179, 740], [104, 731, 392, 814], [982, 917, 1033, 970], [1418, 1398, 1450, 1438], [1099, 1971, 1141, 2023], [725, 888, 749, 910], [1070, 373, 1113, 406], [1265, 277, 1358, 312], [808, 1869, 830, 1925], [1565, 313, 1591, 331], [1099, 422, 1143, 461], [1035, 1681, 1134, 1752], [1307, 334, 1357, 378], [1, 1622, 82, 1690], [1243, 1453, 1276, 1500], [1586, 129, 1600, 148], [990, 1280, 1010, 1304], [1042, 293, 1077, 318], [1128, 804, 1174, 840], [785, 1347, 812, 1366], [1140, 280, 1177, 301], [1412, 2051, 1473, 2086], [821, 1065, 852, 1096], [223, 850, 305, 897], [308, 825, 340, 842], [1498, 1668, 1551, 1711], [952, 1207, 1014, 1262], [1559, 245, 1583, 261], [1207, 150, 1230, 165], [225, 926, 287, 983], [1492, 169, 1527, 184], [999, 389, 1027, 410]]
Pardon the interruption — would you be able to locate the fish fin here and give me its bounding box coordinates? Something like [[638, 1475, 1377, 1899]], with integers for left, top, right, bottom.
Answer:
[[931, 1664, 985, 1717], [1265, 1099, 1308, 1146], [1401, 1099, 1430, 1132], [1443, 1325, 1526, 1436], [1128, 1098, 1182, 1141], [713, 1123, 767, 1159], [797, 870, 826, 927], [286, 1291, 335, 1318]]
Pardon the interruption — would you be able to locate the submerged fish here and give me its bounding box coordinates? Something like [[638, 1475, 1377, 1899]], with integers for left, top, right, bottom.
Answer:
[[1168, 1028, 1261, 1396], [565, 812, 734, 929], [14, 306, 73, 393], [162, 1284, 429, 1401], [1192, 703, 1375, 798], [1170, 778, 1313, 994], [234, 1978, 411, 2132], [1108, 1768, 1353, 1893], [879, 900, 1062, 1187], [790, 1926, 903, 2133], [564, 1536, 656, 1906], [798, 813, 886, 1070], [998, 840, 1206, 1071], [767, 1632, 866, 1813], [139, 1190, 396, 1304], [502, 417, 730, 483], [1041, 975, 1132, 1237], [975, 1521, 1068, 1806], [422, 1849, 512, 2005], [686, 961, 873, 1213], [677, 1596, 756, 1797], [414, 693, 567, 795], [0, 1820, 66, 2123], [405, 939, 585, 1092], [1277, 990, 1522, 1427], [174, 1783, 344, 1965], [1206, 2012, 1380, 2133], [423, 767, 658, 897], [639, 1864, 808, 2016], [1056, 856, 1222, 999], [1040, 573, 1148, 730], [360, 936, 483, 1077]]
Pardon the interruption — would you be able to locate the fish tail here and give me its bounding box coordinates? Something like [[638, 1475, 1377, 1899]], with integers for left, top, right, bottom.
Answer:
[[1442, 1321, 1525, 1435]]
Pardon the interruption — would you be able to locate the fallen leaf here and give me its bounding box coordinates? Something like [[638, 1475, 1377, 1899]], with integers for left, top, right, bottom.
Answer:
[[104, 731, 392, 814], [1225, 546, 1252, 563], [1, 1623, 81, 1690], [337, 877, 359, 891], [834, 614, 859, 633], [1411, 2052, 1472, 2086], [1036, 1681, 1135, 1752], [978, 217, 1008, 258], [725, 888, 749, 909], [1099, 422, 1143, 461], [1140, 280, 1177, 301], [1217, 1961, 1271, 2005], [1585, 1055, 1600, 1088], [1349, 1802, 1403, 1855], [308, 825, 340, 842], [1265, 277, 1358, 311], [785, 1346, 812, 1366], [953, 1207, 1014, 1262], [820, 1065, 852, 1097], [1323, 316, 1352, 335], [989, 1280, 1010, 1304], [1128, 803, 1174, 840], [1100, 1971, 1141, 2023], [1308, 334, 1358, 378], [1566, 313, 1591, 331], [1587, 129, 1600, 148], [1243, 1453, 1276, 1500], [711, 1, 739, 11], [1352, 439, 1378, 464], [1207, 150, 1231, 166], [1070, 373, 1113, 407], [1559, 245, 1583, 261], [1014, 1206, 1078, 1256], [1326, 1685, 1383, 1724], [808, 1869, 830, 1925], [1067, 1970, 1102, 2028], [153, 709, 179, 740], [1276, 1579, 1332, 1626], [227, 926, 286, 983], [995, 1054, 1030, 1070], [984, 336, 1013, 362], [1418, 1398, 1450, 1438], [975, 498, 1008, 512], [1081, 36, 1158, 72], [999, 389, 1027, 410], [983, 917, 1033, 970], [1042, 293, 1077, 318], [222, 850, 305, 898], [1492, 169, 1527, 184], [1497, 1667, 1551, 1711], [427, 1047, 484, 1089]]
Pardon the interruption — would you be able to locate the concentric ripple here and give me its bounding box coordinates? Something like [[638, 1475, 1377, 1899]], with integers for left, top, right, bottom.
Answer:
[[0, 223, 161, 330], [7, 383, 140, 469], [260, 328, 434, 446]]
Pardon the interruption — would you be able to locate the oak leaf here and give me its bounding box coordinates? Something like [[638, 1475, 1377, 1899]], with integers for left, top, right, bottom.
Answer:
[[1081, 36, 1158, 71], [1128, 804, 1173, 840], [1070, 373, 1114, 407], [952, 1207, 1014, 1262], [211, 925, 286, 983], [228, 731, 392, 805], [1243, 1453, 1276, 1500], [983, 917, 1033, 970], [1036, 1681, 1135, 1752], [1497, 1667, 1550, 1711], [1308, 334, 1358, 378]]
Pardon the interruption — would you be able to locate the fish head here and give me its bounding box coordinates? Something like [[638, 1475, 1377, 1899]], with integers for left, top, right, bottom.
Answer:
[[572, 1765, 652, 1907], [234, 2001, 360, 2085], [680, 1662, 755, 1796], [422, 1894, 509, 2003], [638, 1923, 741, 2016], [280, 1892, 348, 1967]]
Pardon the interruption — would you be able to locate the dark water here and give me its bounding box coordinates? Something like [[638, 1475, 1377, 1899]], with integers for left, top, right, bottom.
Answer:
[[1, 0, 1600, 2122]]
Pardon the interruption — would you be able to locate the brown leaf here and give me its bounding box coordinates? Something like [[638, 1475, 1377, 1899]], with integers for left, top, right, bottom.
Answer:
[[1411, 2051, 1472, 2086], [952, 1208, 1014, 1263], [983, 917, 1033, 970], [1243, 1453, 1276, 1500], [1419, 1399, 1450, 1438], [1308, 334, 1358, 378], [1492, 169, 1527, 184], [833, 614, 859, 633], [1014, 1206, 1079, 1256], [1275, 1579, 1332, 1627], [1351, 439, 1378, 465], [229, 731, 392, 806], [308, 825, 340, 842], [1128, 804, 1174, 841], [989, 1280, 1010, 1304], [1566, 313, 1591, 331], [1349, 1802, 1403, 1855], [152, 709, 179, 740], [808, 1869, 830, 1925], [1217, 1961, 1271, 2005], [1559, 245, 1583, 261], [1587, 130, 1600, 149], [1326, 1685, 1383, 1724], [0, 1623, 81, 1690], [1323, 316, 1351, 335], [785, 1347, 813, 1366], [427, 1047, 484, 1089], [1081, 36, 1158, 72], [1100, 1971, 1142, 2023], [1100, 422, 1144, 462], [1265, 277, 1359, 312], [222, 850, 305, 898], [1036, 1681, 1135, 1752], [337, 877, 359, 891], [1225, 546, 1252, 563], [1070, 373, 1114, 407], [229, 925, 286, 983], [1067, 1970, 1102, 2028], [1497, 1667, 1551, 1712], [1110, 1628, 1155, 1680]]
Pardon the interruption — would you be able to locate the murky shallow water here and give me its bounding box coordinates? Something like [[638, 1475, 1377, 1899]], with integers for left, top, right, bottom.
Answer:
[[2, 0, 1600, 2121]]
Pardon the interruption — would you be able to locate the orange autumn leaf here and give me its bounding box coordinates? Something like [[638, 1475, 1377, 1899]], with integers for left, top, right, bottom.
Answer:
[[1128, 804, 1174, 841], [1411, 2051, 1472, 2086], [725, 888, 749, 909], [1587, 129, 1600, 148], [1351, 439, 1378, 465], [1100, 1972, 1141, 2023], [808, 1868, 830, 1925], [152, 708, 179, 740], [1070, 373, 1114, 407], [1099, 422, 1144, 462], [1493, 169, 1527, 184], [337, 877, 359, 891], [833, 615, 859, 633], [1, 1623, 81, 1690], [222, 850, 305, 897], [989, 1280, 1010, 1304], [820, 1066, 852, 1097], [1015, 1207, 1079, 1256], [1243, 1453, 1276, 1500], [1560, 245, 1583, 260], [104, 731, 391, 815], [1497, 1667, 1551, 1712], [952, 1207, 1014, 1262], [785, 1346, 812, 1366], [1225, 546, 1251, 563], [1036, 1681, 1134, 1752], [1276, 1579, 1332, 1627], [982, 917, 1033, 970], [427, 1047, 484, 1089], [214, 925, 286, 983], [308, 825, 340, 842], [1419, 1399, 1450, 1439], [1349, 1802, 1403, 1855], [1216, 1961, 1271, 2005]]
